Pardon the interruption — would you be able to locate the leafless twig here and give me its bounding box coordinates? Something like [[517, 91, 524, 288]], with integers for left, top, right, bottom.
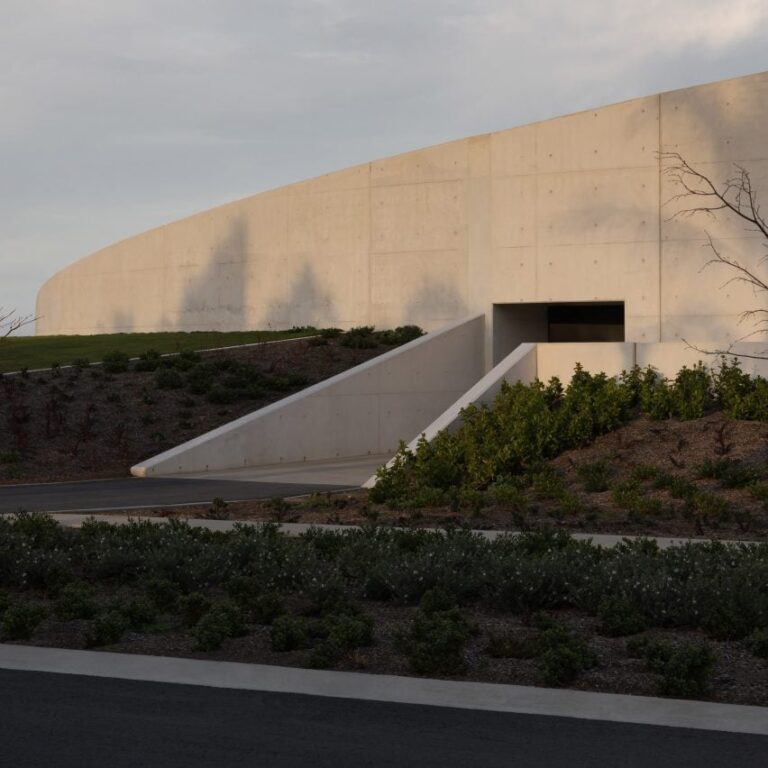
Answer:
[[661, 152, 768, 359]]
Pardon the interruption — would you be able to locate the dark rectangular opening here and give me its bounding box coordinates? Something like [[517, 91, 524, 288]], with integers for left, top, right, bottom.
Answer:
[[493, 301, 625, 364], [547, 302, 624, 342]]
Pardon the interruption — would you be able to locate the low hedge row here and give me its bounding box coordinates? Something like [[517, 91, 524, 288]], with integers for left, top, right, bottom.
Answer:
[[0, 515, 767, 647], [371, 359, 768, 505]]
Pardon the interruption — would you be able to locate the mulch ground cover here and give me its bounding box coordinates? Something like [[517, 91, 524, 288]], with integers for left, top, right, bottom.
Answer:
[[0, 339, 386, 485]]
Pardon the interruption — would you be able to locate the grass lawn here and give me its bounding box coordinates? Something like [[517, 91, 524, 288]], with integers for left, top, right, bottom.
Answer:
[[0, 329, 316, 373]]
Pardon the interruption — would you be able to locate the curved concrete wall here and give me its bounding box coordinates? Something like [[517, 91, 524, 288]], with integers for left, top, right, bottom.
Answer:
[[38, 72, 768, 366]]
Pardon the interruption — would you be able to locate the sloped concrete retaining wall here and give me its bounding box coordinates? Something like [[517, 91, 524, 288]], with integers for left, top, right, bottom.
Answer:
[[131, 315, 485, 476]]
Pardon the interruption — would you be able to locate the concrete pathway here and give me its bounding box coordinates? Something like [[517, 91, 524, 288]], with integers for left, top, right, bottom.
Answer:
[[0, 455, 389, 514], [173, 453, 390, 486], [0, 644, 765, 736], [0, 477, 351, 515], [47, 512, 760, 550]]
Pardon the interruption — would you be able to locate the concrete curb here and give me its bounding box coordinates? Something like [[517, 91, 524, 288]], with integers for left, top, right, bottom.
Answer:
[[47, 513, 760, 549], [0, 644, 764, 735]]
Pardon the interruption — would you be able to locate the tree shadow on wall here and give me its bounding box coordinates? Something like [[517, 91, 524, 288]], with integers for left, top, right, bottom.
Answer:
[[267, 263, 338, 329], [178, 215, 249, 332], [404, 278, 467, 329]]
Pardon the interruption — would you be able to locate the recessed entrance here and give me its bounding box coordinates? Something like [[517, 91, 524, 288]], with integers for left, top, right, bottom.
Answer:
[[493, 302, 625, 363]]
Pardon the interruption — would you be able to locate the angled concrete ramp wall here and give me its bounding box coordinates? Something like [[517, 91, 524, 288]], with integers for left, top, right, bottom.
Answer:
[[131, 315, 485, 477], [363, 342, 537, 488]]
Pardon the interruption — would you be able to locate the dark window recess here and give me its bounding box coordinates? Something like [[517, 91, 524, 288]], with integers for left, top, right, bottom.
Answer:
[[547, 303, 624, 342]]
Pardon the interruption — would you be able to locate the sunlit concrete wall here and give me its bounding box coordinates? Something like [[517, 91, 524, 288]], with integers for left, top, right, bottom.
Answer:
[[38, 72, 768, 370], [132, 314, 484, 476]]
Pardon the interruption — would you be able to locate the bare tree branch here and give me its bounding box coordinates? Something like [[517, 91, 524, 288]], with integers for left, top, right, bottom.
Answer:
[[0, 308, 37, 339], [661, 152, 768, 361]]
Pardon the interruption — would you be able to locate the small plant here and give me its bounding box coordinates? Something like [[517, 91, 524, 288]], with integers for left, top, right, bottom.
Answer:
[[744, 629, 768, 659], [155, 368, 184, 390], [205, 497, 230, 520], [267, 497, 291, 522], [398, 606, 472, 675], [133, 349, 162, 372], [324, 612, 374, 650], [86, 610, 128, 647], [142, 578, 180, 610], [119, 596, 158, 630], [631, 638, 715, 698], [536, 621, 597, 686], [1, 602, 47, 640], [102, 350, 130, 373], [597, 595, 646, 637], [576, 459, 613, 492], [178, 592, 213, 627], [696, 458, 758, 489], [271, 615, 313, 652], [54, 582, 98, 621], [340, 326, 378, 349], [193, 603, 246, 651]]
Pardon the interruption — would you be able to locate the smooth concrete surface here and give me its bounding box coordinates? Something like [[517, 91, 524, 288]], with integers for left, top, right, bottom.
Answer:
[[536, 342, 636, 383], [176, 454, 390, 486], [537, 340, 768, 384], [47, 513, 752, 551], [131, 314, 484, 476], [3, 671, 766, 768], [363, 342, 537, 487], [37, 73, 768, 363], [0, 645, 766, 736], [0, 477, 353, 515]]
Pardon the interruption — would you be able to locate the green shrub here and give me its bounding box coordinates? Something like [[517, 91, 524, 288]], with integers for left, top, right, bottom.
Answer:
[[320, 327, 342, 339], [398, 607, 472, 675], [745, 628, 768, 659], [271, 615, 313, 652], [597, 595, 646, 637], [54, 582, 97, 621], [155, 368, 184, 390], [251, 592, 285, 625], [658, 642, 714, 698], [102, 351, 130, 373], [134, 349, 162, 372], [119, 596, 158, 630], [628, 638, 715, 697], [324, 612, 373, 650], [696, 458, 758, 488], [378, 326, 424, 346], [178, 592, 213, 627], [536, 621, 596, 685], [576, 459, 613, 493], [142, 577, 180, 610], [340, 326, 378, 349], [0, 591, 9, 613], [193, 603, 246, 651], [86, 610, 128, 647], [1, 602, 47, 640]]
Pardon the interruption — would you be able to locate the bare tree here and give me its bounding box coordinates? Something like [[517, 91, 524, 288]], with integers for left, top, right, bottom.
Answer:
[[0, 308, 36, 339], [662, 151, 768, 360]]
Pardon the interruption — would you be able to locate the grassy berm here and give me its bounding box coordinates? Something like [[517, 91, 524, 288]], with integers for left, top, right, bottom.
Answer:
[[0, 326, 422, 484]]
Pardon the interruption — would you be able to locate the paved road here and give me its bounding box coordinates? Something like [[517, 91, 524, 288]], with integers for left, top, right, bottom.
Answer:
[[0, 477, 351, 514], [0, 669, 765, 768]]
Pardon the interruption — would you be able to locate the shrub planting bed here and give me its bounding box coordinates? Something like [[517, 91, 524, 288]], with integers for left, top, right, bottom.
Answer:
[[0, 326, 423, 484], [1, 514, 767, 705]]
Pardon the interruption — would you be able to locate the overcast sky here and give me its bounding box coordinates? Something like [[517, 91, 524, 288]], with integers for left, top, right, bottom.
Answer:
[[3, 0, 767, 333]]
